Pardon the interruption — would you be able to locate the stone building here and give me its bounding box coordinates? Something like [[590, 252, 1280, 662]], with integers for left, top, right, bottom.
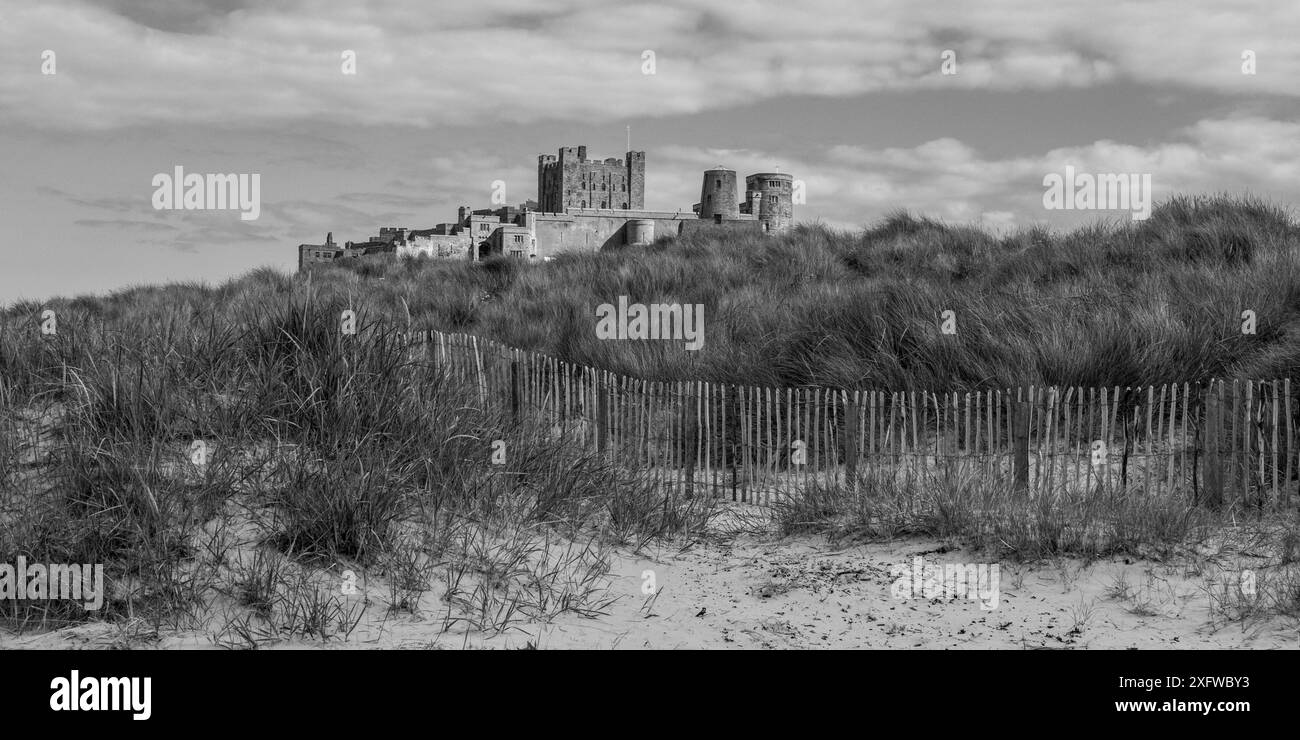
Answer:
[[742, 173, 795, 233], [297, 145, 793, 271], [537, 146, 645, 212], [697, 166, 741, 221], [298, 231, 340, 271]]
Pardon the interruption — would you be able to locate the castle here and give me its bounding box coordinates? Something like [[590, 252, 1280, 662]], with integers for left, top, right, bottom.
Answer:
[[298, 146, 795, 270]]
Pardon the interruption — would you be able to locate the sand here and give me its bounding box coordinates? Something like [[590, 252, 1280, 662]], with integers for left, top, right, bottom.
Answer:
[[5, 502, 1296, 650]]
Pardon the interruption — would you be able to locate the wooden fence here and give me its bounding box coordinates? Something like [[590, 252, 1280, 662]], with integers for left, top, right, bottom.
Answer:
[[1, 325, 1295, 510], [404, 329, 1300, 509]]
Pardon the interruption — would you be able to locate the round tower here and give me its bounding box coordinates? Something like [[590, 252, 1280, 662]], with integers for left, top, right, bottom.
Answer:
[[698, 167, 739, 221], [745, 173, 794, 233]]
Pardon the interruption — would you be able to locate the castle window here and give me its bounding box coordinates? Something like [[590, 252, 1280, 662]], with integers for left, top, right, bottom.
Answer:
[[622, 202, 628, 209], [600, 201, 606, 208], [581, 201, 586, 208], [715, 179, 721, 188], [770, 195, 777, 204]]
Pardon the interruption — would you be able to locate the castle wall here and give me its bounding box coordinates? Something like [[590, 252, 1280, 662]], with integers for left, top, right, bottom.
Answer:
[[627, 219, 654, 245], [528, 209, 696, 259], [396, 234, 472, 260], [679, 218, 763, 238], [299, 244, 374, 271], [299, 243, 339, 271]]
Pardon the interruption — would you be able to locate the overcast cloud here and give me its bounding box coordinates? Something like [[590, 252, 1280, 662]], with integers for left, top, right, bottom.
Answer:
[[1, 0, 1297, 301]]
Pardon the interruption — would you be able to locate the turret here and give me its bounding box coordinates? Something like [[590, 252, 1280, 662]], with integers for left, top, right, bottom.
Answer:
[[745, 172, 794, 233], [698, 166, 739, 221], [626, 151, 645, 210]]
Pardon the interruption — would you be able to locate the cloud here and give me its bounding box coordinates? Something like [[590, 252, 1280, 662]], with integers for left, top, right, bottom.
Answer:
[[74, 218, 179, 232], [39, 187, 156, 216], [93, 0, 256, 34], [2, 0, 1295, 131], [42, 115, 1300, 248], [652, 116, 1300, 230]]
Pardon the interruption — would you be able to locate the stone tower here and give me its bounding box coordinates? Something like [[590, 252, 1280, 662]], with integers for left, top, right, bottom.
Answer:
[[745, 172, 794, 233], [698, 166, 739, 221], [626, 150, 645, 212], [537, 146, 645, 212]]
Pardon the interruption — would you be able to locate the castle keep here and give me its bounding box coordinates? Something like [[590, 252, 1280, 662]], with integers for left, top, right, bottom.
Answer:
[[298, 146, 795, 271], [537, 146, 645, 212]]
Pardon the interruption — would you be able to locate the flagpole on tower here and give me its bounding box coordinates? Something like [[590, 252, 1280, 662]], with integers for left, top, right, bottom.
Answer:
[[626, 125, 631, 152]]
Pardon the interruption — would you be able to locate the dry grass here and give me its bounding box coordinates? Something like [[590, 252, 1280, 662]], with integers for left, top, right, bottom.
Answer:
[[4, 193, 1299, 639]]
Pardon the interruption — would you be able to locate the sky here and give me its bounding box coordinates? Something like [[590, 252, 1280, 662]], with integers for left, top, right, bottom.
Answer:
[[1, 0, 1298, 303]]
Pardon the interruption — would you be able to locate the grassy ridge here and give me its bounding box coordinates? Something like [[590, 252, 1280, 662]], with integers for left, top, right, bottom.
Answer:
[[7, 194, 1298, 393]]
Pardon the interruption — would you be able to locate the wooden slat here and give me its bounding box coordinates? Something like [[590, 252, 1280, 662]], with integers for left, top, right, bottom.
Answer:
[[1168, 382, 1179, 496], [886, 391, 897, 480], [1013, 388, 1028, 494], [868, 387, 878, 468], [1081, 387, 1091, 491], [963, 390, 972, 476], [1287, 378, 1294, 508], [720, 382, 729, 500], [782, 386, 790, 495], [1204, 380, 1222, 507], [759, 387, 769, 502], [844, 391, 856, 486], [1046, 387, 1058, 493], [996, 389, 1003, 481], [1181, 382, 1191, 499], [1243, 380, 1252, 506], [796, 386, 805, 492], [1143, 385, 1153, 495]]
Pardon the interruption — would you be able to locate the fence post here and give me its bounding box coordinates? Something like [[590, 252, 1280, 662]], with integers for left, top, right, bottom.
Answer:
[[596, 371, 609, 458], [1286, 378, 1293, 509], [728, 384, 739, 501], [1013, 398, 1029, 495], [510, 356, 520, 423], [1203, 380, 1224, 508], [844, 391, 858, 490], [684, 383, 698, 498]]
